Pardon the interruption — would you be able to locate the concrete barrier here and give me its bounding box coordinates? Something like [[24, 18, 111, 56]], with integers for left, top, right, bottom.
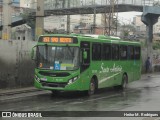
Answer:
[[141, 48, 160, 73], [0, 40, 36, 89]]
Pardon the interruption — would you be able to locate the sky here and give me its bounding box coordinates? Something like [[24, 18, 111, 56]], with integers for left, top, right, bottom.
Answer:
[[118, 12, 143, 24]]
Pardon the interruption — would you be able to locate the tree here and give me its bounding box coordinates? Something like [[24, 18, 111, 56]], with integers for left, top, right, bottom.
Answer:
[[121, 24, 136, 37]]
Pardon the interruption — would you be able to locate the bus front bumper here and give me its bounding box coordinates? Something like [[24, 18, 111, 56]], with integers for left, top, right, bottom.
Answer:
[[34, 79, 87, 91]]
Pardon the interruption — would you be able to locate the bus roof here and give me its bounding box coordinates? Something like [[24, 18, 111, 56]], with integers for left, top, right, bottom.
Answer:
[[39, 33, 141, 45], [70, 33, 141, 45]]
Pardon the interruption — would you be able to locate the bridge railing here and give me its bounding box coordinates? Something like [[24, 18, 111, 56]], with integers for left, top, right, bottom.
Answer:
[[44, 0, 148, 10]]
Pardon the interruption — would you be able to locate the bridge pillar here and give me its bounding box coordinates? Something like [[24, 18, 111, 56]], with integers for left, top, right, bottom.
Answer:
[[142, 6, 160, 72], [2, 0, 12, 40], [35, 0, 44, 40]]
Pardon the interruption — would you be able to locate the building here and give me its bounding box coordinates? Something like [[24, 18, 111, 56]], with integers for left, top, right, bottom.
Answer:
[[44, 13, 103, 34], [20, 0, 36, 8], [133, 15, 146, 35], [20, 0, 105, 34], [154, 18, 160, 34], [15, 24, 32, 41], [133, 15, 160, 42], [0, 0, 20, 21], [133, 15, 160, 35], [0, 0, 20, 38]]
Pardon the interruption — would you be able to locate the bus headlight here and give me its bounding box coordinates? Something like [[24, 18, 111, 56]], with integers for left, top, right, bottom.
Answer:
[[35, 75, 40, 82], [68, 76, 78, 85]]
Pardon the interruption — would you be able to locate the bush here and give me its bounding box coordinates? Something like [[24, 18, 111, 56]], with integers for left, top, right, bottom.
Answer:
[[153, 42, 160, 50]]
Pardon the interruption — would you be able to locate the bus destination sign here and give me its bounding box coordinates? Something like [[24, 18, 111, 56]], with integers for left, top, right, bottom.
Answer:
[[39, 36, 77, 44]]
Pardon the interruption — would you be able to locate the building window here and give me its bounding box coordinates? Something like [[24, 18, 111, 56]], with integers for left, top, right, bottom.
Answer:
[[61, 24, 64, 27], [23, 36, 25, 40]]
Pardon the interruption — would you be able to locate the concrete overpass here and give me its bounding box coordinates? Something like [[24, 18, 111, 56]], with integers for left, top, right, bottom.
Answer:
[[0, 0, 157, 30], [0, 0, 149, 30], [44, 4, 143, 16]]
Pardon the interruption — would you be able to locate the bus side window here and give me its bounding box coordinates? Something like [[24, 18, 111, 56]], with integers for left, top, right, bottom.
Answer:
[[80, 41, 90, 72], [134, 46, 140, 60], [83, 48, 90, 64], [128, 46, 134, 60], [102, 44, 111, 60], [112, 44, 119, 60], [120, 45, 127, 60], [92, 43, 101, 61]]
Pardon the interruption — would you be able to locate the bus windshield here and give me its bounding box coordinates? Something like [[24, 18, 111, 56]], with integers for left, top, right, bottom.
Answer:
[[36, 46, 80, 70]]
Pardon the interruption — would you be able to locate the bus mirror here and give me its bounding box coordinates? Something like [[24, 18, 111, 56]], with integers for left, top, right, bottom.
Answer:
[[31, 46, 36, 60], [83, 51, 87, 60]]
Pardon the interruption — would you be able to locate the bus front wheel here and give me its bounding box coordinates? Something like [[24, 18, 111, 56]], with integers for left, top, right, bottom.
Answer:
[[87, 78, 96, 96]]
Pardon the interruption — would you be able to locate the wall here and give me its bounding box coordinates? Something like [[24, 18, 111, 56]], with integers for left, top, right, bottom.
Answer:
[[153, 49, 160, 71], [0, 40, 36, 89], [141, 48, 160, 73]]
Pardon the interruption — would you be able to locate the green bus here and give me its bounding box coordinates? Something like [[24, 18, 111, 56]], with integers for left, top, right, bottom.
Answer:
[[32, 34, 141, 95]]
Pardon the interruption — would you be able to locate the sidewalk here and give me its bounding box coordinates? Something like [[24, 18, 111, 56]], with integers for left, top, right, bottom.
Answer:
[[141, 72, 160, 79], [0, 86, 38, 95]]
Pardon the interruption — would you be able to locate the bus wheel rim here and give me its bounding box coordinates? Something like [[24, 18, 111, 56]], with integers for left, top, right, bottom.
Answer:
[[123, 76, 127, 88], [90, 82, 95, 94]]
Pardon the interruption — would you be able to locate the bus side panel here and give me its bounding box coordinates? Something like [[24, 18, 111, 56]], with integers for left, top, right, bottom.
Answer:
[[133, 46, 141, 81], [79, 69, 92, 91], [133, 60, 141, 81], [91, 61, 121, 89]]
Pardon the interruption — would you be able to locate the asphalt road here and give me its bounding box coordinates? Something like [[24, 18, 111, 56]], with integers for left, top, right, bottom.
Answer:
[[0, 73, 160, 120]]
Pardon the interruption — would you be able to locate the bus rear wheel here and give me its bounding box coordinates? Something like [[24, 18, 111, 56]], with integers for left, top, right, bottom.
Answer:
[[114, 74, 128, 90], [121, 74, 128, 90], [87, 78, 96, 96]]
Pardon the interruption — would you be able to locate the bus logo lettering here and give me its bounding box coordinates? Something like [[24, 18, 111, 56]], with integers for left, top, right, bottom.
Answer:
[[110, 64, 122, 73], [100, 63, 122, 73]]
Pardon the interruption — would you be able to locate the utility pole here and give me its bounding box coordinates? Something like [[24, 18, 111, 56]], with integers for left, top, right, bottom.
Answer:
[[2, 0, 12, 40], [67, 0, 70, 34], [104, 0, 107, 35], [93, 0, 96, 34], [35, 0, 44, 40]]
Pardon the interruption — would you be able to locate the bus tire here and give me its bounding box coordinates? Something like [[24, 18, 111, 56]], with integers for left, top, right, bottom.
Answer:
[[121, 74, 128, 90], [87, 78, 96, 96]]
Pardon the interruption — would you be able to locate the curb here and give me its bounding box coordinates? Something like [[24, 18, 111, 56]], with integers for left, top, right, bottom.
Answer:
[[0, 87, 40, 96]]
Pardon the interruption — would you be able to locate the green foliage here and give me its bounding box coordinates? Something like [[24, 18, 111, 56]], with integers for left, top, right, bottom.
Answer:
[[124, 31, 129, 36], [121, 24, 136, 37], [153, 42, 160, 50]]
